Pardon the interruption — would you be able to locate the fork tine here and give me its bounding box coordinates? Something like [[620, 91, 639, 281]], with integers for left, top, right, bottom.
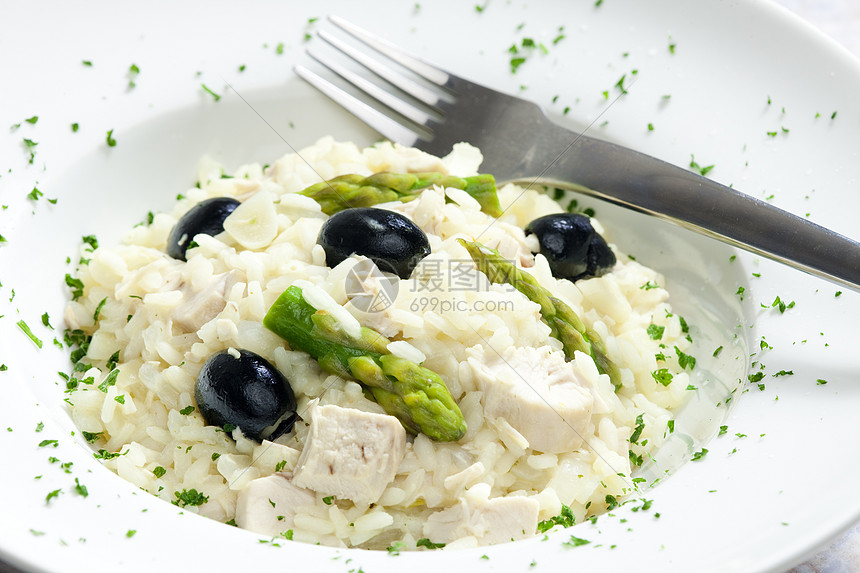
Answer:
[[294, 64, 420, 146], [306, 49, 437, 128], [317, 29, 444, 109], [328, 15, 452, 89]]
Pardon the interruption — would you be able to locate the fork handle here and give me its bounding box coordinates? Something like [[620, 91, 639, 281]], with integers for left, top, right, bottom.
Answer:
[[520, 127, 860, 293]]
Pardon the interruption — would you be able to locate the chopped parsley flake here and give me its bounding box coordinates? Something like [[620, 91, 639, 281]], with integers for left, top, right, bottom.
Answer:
[[81, 234, 98, 251], [201, 84, 221, 102], [605, 495, 619, 510], [689, 154, 714, 177], [98, 369, 119, 392], [17, 320, 43, 348], [74, 478, 89, 497], [173, 488, 209, 507], [510, 56, 526, 74], [322, 495, 334, 505], [39, 439, 59, 448], [675, 347, 696, 370], [93, 297, 108, 322], [387, 541, 405, 555], [27, 187, 44, 201], [630, 413, 645, 444], [691, 448, 708, 461], [537, 504, 575, 532], [563, 535, 590, 548], [94, 449, 123, 460], [646, 324, 665, 340], [22, 138, 38, 163], [179, 405, 195, 415], [71, 122, 79, 132], [416, 538, 446, 549], [107, 350, 120, 370], [128, 63, 140, 89], [82, 431, 104, 443], [713, 345, 724, 357], [770, 296, 795, 314], [106, 129, 117, 147], [816, 378, 828, 385], [126, 530, 136, 538], [45, 489, 62, 503], [651, 368, 673, 386], [718, 425, 728, 436]]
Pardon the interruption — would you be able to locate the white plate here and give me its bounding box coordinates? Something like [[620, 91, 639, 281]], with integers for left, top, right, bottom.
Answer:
[[2, 1, 859, 571]]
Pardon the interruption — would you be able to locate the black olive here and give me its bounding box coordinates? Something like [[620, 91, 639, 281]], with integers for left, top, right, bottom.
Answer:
[[317, 207, 430, 279], [195, 349, 297, 442], [167, 197, 240, 261], [525, 213, 616, 281]]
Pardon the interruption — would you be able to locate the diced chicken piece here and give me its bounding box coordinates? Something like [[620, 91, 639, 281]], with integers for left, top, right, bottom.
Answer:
[[172, 272, 233, 333], [423, 486, 540, 545], [466, 345, 593, 454], [251, 440, 301, 474], [292, 403, 406, 506], [235, 474, 315, 537]]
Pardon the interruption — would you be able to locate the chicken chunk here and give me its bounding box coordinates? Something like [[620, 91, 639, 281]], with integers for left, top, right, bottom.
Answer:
[[466, 345, 593, 454], [235, 474, 315, 537], [292, 403, 406, 506], [423, 484, 539, 545], [172, 271, 234, 333]]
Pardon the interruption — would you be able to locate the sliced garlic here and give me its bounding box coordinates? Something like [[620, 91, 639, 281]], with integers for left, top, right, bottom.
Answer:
[[223, 190, 278, 250]]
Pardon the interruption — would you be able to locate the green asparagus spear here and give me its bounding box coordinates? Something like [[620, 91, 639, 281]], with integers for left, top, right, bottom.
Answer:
[[457, 238, 622, 390], [299, 172, 503, 217], [263, 285, 467, 441]]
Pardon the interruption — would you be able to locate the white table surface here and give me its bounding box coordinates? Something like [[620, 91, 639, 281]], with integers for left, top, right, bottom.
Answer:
[[0, 2, 857, 573], [772, 2, 860, 572]]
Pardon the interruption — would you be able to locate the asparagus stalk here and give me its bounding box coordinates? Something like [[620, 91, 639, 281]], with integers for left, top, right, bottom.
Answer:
[[263, 285, 467, 442], [299, 172, 503, 217], [457, 238, 622, 390]]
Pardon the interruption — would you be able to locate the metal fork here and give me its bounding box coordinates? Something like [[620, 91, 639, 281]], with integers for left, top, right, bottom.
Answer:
[[295, 15, 860, 292]]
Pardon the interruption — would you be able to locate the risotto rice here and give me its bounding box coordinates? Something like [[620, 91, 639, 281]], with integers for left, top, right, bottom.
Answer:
[[63, 137, 694, 549]]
